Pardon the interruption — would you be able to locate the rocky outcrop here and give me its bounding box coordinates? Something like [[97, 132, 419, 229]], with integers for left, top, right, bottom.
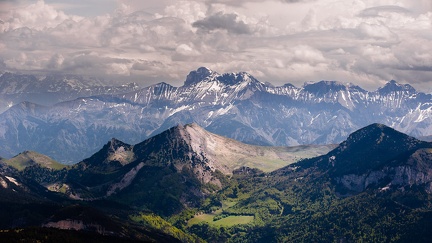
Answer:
[[44, 220, 106, 234], [337, 171, 386, 192], [337, 166, 432, 192], [336, 148, 432, 193]]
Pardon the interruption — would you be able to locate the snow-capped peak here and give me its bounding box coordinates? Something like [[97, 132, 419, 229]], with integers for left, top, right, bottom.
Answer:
[[184, 67, 264, 88], [184, 67, 218, 86], [216, 72, 263, 86], [377, 80, 416, 94], [303, 80, 350, 94]]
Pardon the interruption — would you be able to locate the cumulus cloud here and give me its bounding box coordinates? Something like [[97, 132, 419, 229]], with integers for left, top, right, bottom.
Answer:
[[192, 11, 252, 34], [162, 1, 206, 24], [361, 44, 398, 66], [0, 0, 431, 91], [201, 0, 317, 6], [358, 23, 397, 40], [175, 44, 201, 56], [47, 53, 65, 69], [0, 0, 82, 32], [291, 45, 326, 64]]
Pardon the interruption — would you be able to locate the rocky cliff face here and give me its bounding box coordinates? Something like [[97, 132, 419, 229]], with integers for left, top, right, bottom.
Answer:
[[337, 147, 432, 192], [44, 220, 107, 234]]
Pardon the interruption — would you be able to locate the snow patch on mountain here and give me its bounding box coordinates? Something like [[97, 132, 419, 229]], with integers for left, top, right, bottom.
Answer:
[[0, 67, 431, 164]]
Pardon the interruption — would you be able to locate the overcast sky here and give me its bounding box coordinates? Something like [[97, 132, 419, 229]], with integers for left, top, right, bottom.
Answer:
[[0, 0, 431, 91]]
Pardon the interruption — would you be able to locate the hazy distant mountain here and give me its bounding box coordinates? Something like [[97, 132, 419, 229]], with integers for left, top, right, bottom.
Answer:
[[0, 72, 140, 113], [0, 67, 431, 164], [419, 135, 432, 142]]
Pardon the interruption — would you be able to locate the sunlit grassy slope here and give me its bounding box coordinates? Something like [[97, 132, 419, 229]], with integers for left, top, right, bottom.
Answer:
[[5, 151, 67, 171]]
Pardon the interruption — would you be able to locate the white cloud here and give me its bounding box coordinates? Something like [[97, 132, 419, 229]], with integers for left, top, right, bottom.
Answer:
[[162, 1, 206, 25], [291, 45, 326, 64], [0, 0, 431, 91], [175, 44, 201, 57], [361, 44, 398, 65], [192, 11, 252, 34], [0, 0, 82, 32], [358, 23, 397, 40], [47, 53, 65, 69]]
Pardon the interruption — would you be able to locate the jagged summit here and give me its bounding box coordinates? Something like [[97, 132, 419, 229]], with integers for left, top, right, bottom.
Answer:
[[302, 80, 366, 94], [150, 81, 173, 88], [283, 83, 297, 88], [183, 67, 263, 87], [377, 80, 416, 94], [304, 81, 346, 95], [216, 72, 262, 86], [107, 138, 131, 153], [184, 67, 217, 86], [184, 69, 416, 95], [77, 138, 134, 171]]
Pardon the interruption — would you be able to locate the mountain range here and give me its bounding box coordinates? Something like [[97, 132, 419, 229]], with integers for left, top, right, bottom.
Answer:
[[0, 67, 431, 164], [0, 72, 140, 113], [0, 122, 334, 241], [0, 123, 431, 242], [4, 123, 333, 206], [279, 123, 432, 194]]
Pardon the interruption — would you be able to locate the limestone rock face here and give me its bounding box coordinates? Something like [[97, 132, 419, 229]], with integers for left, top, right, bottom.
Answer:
[[330, 126, 432, 193]]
